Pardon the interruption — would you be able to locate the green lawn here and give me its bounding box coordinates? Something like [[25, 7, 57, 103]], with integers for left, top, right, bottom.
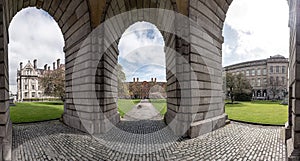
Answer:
[[150, 99, 167, 116], [225, 101, 288, 125], [10, 102, 64, 123], [118, 99, 140, 117]]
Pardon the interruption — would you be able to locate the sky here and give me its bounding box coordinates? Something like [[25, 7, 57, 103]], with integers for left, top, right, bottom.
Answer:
[[222, 0, 289, 66], [118, 22, 166, 82], [8, 0, 289, 92], [8, 7, 65, 93]]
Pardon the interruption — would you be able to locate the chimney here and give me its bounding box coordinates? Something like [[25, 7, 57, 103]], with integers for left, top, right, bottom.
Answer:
[[57, 59, 60, 69], [33, 59, 37, 69], [133, 78, 136, 82], [53, 62, 56, 70], [44, 64, 48, 70], [20, 62, 23, 70], [151, 78, 153, 82], [137, 78, 139, 82], [48, 66, 50, 71], [154, 78, 157, 83]]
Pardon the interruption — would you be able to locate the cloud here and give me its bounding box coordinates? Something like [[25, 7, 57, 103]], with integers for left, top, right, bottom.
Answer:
[[8, 7, 64, 91], [222, 0, 289, 67], [118, 21, 166, 82]]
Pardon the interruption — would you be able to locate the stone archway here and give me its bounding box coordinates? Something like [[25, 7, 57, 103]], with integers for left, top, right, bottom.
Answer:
[[0, 0, 241, 160], [0, 0, 92, 160]]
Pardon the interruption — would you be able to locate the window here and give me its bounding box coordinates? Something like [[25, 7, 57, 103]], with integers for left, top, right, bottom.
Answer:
[[32, 92, 35, 98], [263, 69, 267, 75], [276, 76, 279, 83], [257, 78, 261, 86], [257, 69, 261, 76], [25, 85, 28, 90], [282, 66, 286, 73], [246, 70, 250, 76], [270, 66, 273, 73], [282, 77, 285, 84], [270, 76, 274, 83], [24, 92, 28, 98], [252, 79, 256, 86], [276, 66, 279, 73], [32, 85, 35, 90], [264, 78, 267, 85], [252, 69, 255, 76]]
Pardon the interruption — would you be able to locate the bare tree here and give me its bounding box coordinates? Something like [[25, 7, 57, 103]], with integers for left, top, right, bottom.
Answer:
[[39, 67, 65, 101], [268, 77, 285, 101]]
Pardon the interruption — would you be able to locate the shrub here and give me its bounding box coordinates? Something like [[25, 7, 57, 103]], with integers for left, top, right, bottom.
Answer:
[[235, 93, 252, 101]]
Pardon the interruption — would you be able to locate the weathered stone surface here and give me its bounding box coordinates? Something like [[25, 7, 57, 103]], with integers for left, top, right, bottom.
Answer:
[[12, 121, 286, 160]]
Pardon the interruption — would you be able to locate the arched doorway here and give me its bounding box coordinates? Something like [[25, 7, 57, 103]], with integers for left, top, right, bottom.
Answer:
[[0, 0, 235, 160], [117, 21, 167, 121], [0, 0, 92, 160]]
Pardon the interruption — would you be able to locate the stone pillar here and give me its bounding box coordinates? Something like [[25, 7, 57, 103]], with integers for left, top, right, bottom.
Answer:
[[180, 0, 231, 138], [0, 1, 12, 160], [286, 0, 300, 160]]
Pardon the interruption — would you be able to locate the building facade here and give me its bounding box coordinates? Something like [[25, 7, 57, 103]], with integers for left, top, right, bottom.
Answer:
[[224, 55, 289, 100], [17, 59, 63, 101], [120, 78, 167, 99]]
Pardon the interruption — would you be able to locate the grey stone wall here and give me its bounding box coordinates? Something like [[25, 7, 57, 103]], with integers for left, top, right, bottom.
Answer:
[[286, 0, 300, 160], [186, 0, 232, 138], [0, 0, 236, 160]]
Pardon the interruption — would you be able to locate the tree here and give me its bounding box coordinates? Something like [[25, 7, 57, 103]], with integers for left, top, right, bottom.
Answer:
[[268, 77, 285, 101], [39, 67, 65, 101], [226, 73, 235, 103], [225, 73, 252, 103], [117, 64, 129, 98]]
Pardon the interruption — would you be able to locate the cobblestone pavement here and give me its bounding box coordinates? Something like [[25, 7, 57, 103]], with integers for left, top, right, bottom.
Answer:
[[12, 120, 286, 160]]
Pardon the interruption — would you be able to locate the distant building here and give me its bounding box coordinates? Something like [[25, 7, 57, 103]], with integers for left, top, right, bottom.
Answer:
[[17, 59, 64, 101], [121, 78, 167, 99], [224, 55, 289, 100]]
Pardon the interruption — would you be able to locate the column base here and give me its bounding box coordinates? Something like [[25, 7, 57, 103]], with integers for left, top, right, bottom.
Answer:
[[188, 114, 228, 138], [1, 121, 12, 161], [287, 138, 300, 161], [63, 112, 120, 134]]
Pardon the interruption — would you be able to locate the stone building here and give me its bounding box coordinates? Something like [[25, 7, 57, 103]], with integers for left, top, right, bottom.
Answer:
[[224, 55, 289, 100], [17, 59, 63, 101]]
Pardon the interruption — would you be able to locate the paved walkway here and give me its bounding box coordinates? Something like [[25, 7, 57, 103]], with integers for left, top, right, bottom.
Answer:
[[12, 120, 286, 160], [123, 99, 162, 121], [13, 121, 285, 161]]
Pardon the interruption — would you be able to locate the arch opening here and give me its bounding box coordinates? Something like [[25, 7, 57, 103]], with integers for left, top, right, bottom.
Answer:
[[117, 21, 167, 121], [222, 0, 289, 125]]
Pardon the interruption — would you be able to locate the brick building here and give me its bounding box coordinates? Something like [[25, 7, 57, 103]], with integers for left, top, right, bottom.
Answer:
[[224, 55, 289, 100], [124, 78, 167, 99]]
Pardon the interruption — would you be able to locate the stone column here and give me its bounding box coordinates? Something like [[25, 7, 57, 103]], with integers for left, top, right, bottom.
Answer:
[[0, 1, 12, 160], [286, 0, 300, 160]]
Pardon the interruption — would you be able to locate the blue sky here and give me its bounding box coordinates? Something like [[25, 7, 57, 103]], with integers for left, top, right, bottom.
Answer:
[[8, 0, 289, 93]]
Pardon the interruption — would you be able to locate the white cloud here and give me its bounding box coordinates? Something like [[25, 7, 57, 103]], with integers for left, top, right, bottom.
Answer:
[[223, 0, 289, 66], [8, 7, 65, 92], [118, 21, 166, 82]]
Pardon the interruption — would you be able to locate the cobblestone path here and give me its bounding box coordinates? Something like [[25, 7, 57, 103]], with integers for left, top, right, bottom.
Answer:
[[12, 119, 286, 160]]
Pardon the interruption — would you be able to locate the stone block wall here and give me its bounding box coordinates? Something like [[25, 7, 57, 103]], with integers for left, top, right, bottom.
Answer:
[[286, 0, 300, 160], [184, 0, 232, 138], [0, 0, 237, 160]]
